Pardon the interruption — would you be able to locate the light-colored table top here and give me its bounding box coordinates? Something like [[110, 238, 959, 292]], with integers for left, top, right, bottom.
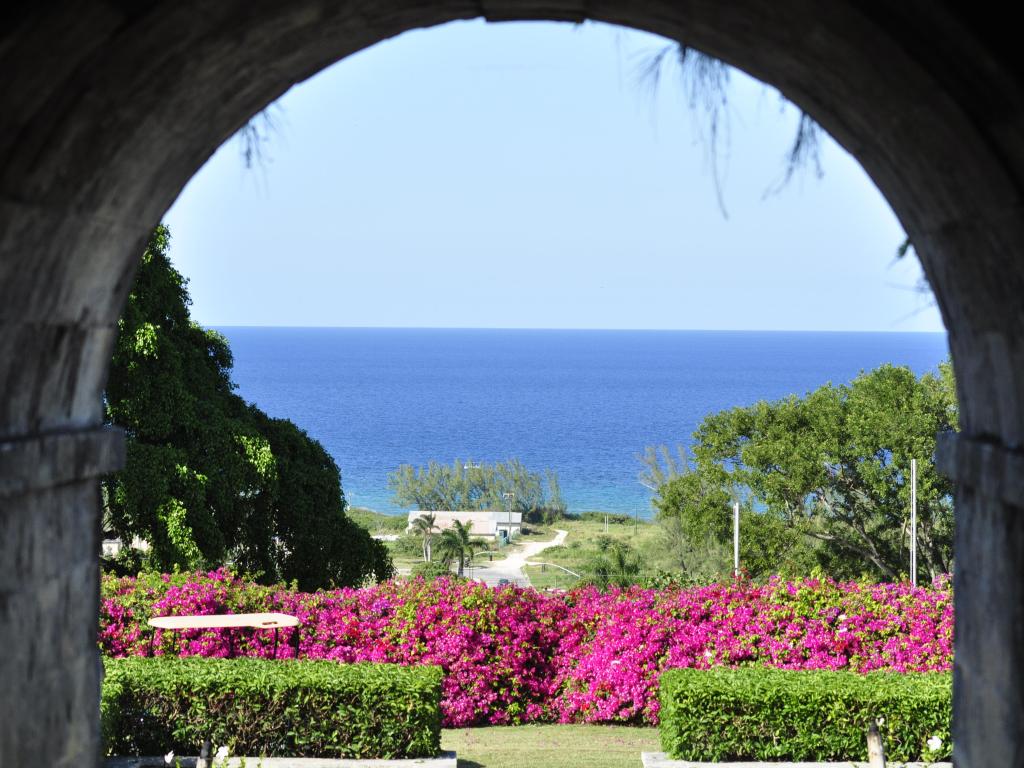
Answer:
[[148, 612, 300, 630]]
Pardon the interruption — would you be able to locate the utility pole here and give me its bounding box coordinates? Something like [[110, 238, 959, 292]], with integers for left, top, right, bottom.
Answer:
[[733, 501, 740, 578], [910, 458, 917, 587], [502, 491, 514, 546]]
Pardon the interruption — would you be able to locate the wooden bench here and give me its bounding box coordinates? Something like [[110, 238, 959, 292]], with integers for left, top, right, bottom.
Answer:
[[148, 612, 300, 658]]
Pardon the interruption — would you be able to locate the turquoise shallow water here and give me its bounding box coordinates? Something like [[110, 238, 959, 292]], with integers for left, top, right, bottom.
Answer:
[[219, 328, 949, 517]]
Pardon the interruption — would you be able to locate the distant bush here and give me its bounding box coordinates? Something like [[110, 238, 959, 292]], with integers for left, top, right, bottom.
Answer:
[[659, 668, 951, 762], [410, 561, 453, 579], [540, 545, 570, 557], [102, 657, 442, 759], [389, 534, 424, 557], [348, 507, 408, 534]]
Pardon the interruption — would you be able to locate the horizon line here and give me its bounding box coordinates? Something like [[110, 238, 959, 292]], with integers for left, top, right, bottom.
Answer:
[[206, 324, 948, 334]]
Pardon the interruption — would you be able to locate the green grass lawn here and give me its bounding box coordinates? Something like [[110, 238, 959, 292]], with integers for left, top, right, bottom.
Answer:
[[442, 725, 659, 768], [522, 563, 579, 590], [525, 515, 672, 583], [518, 523, 560, 541], [391, 554, 427, 571], [471, 548, 510, 564]]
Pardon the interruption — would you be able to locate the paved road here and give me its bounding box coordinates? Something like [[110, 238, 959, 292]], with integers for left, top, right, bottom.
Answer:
[[468, 529, 568, 587]]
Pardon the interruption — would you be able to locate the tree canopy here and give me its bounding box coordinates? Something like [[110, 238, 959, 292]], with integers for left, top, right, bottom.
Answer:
[[103, 225, 392, 589], [388, 458, 567, 523], [650, 363, 957, 580]]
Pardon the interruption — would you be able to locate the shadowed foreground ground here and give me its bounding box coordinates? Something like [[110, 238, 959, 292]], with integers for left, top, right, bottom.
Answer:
[[442, 725, 660, 768]]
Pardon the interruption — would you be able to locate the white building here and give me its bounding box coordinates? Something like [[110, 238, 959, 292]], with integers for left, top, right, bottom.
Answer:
[[406, 510, 522, 541]]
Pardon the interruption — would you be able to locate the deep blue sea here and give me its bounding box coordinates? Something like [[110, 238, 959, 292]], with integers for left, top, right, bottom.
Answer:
[[220, 328, 949, 517]]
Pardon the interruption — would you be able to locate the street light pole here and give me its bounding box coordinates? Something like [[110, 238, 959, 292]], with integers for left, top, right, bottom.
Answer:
[[502, 491, 515, 545], [733, 501, 740, 578], [910, 458, 917, 587]]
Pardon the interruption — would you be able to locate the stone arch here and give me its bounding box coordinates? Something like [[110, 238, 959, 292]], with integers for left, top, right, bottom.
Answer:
[[1, 3, 1022, 765]]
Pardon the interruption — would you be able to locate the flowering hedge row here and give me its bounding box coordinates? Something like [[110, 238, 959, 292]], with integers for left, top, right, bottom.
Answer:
[[100, 570, 952, 727]]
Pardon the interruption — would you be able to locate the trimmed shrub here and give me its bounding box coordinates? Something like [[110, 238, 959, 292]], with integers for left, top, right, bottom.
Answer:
[[659, 667, 951, 762], [102, 657, 442, 759]]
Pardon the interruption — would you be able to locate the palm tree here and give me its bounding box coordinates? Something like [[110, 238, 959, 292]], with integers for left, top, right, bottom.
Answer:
[[435, 519, 478, 577], [410, 513, 438, 562], [586, 542, 642, 589]]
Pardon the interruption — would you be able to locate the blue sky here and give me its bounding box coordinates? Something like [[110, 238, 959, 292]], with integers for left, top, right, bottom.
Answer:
[[164, 19, 943, 333]]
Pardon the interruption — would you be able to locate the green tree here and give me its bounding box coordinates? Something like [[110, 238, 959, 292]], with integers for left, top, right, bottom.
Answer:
[[434, 520, 478, 577], [652, 363, 957, 580], [103, 226, 392, 589], [250, 410, 394, 588], [410, 513, 438, 562], [652, 469, 816, 580], [388, 459, 567, 523]]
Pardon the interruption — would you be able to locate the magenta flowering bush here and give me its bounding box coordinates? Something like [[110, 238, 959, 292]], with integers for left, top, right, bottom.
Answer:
[[100, 571, 952, 726], [550, 578, 951, 724]]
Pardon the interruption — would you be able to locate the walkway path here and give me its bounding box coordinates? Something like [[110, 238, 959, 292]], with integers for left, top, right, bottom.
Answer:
[[469, 529, 567, 587]]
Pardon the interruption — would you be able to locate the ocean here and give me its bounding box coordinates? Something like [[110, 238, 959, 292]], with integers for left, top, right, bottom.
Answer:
[[220, 328, 949, 517]]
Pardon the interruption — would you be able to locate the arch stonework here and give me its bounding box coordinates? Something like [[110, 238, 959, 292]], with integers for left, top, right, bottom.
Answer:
[[1, 2, 1022, 765]]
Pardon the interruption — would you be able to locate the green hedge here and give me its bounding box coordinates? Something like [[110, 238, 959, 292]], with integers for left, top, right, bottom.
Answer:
[[659, 668, 951, 762], [102, 657, 442, 759]]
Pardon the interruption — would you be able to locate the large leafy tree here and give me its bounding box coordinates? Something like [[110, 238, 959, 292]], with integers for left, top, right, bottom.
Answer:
[[653, 363, 957, 580], [104, 225, 392, 589], [651, 462, 816, 580]]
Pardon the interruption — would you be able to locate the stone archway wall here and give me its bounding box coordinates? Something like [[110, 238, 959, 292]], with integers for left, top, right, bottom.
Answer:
[[1, 3, 1022, 765]]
